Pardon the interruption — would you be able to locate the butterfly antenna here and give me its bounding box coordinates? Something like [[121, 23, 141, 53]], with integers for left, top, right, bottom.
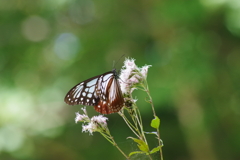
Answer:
[[112, 60, 115, 69], [113, 54, 125, 69]]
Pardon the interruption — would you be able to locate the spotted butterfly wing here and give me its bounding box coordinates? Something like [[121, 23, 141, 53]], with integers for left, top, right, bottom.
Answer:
[[64, 70, 124, 114]]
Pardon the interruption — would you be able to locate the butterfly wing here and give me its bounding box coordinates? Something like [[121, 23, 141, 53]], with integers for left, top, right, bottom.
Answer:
[[64, 70, 124, 114], [64, 75, 100, 106], [94, 71, 124, 114]]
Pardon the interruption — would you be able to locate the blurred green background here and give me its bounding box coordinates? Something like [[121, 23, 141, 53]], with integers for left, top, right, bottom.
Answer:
[[1, 0, 240, 159]]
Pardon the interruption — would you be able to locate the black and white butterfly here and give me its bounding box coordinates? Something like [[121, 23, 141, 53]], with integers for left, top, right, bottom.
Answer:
[[64, 69, 124, 114]]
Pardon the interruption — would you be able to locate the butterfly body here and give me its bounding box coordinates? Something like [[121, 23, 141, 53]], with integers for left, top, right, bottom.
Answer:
[[64, 70, 124, 114]]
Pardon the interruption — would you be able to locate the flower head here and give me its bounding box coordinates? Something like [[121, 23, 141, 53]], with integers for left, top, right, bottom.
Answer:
[[75, 111, 89, 123], [81, 107, 88, 115], [91, 115, 108, 126], [123, 58, 137, 70], [119, 58, 151, 94], [140, 65, 151, 79], [82, 122, 97, 135], [81, 115, 108, 135]]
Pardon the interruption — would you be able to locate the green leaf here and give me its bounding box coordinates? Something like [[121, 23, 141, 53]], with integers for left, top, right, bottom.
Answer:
[[127, 137, 149, 153], [150, 146, 161, 154], [129, 151, 145, 157], [151, 116, 160, 129]]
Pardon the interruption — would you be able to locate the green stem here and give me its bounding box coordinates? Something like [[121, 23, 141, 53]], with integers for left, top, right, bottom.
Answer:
[[118, 111, 140, 138], [142, 83, 164, 160], [100, 131, 129, 159], [134, 107, 148, 145]]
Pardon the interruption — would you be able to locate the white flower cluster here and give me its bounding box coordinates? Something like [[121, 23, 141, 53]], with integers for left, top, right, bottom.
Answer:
[[75, 107, 89, 123], [119, 58, 151, 94], [75, 107, 108, 135], [82, 115, 108, 135]]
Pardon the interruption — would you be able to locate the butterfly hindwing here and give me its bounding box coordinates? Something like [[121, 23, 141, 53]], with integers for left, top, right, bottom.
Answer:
[[64, 70, 124, 114], [94, 71, 124, 114]]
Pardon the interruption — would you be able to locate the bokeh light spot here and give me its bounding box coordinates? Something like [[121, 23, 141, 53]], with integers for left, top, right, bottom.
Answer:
[[0, 125, 25, 152], [225, 9, 240, 36], [21, 15, 50, 42], [69, 0, 95, 25], [200, 0, 227, 8], [54, 33, 80, 60]]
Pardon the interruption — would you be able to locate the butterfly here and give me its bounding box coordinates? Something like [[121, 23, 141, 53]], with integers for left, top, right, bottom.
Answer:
[[64, 69, 124, 114]]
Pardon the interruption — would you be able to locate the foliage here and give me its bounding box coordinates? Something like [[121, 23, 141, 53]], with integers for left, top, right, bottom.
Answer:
[[0, 0, 240, 160]]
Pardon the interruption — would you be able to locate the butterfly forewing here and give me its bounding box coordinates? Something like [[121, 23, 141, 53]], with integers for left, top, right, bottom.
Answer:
[[64, 70, 124, 114], [64, 76, 100, 106]]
